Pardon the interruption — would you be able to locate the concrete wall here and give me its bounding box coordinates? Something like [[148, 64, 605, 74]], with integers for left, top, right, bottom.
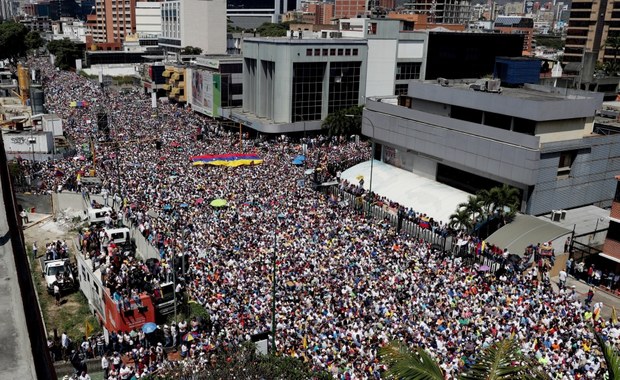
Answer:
[[409, 82, 603, 122], [536, 118, 590, 144], [183, 0, 227, 54], [364, 99, 541, 187], [528, 134, 620, 214], [366, 39, 397, 98]]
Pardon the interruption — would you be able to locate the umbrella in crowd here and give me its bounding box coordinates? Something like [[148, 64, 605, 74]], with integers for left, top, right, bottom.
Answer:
[[142, 322, 157, 334], [210, 199, 228, 208], [478, 265, 491, 272], [182, 332, 199, 342]]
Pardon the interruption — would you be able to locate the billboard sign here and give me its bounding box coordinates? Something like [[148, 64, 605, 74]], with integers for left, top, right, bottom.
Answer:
[[191, 69, 221, 117]]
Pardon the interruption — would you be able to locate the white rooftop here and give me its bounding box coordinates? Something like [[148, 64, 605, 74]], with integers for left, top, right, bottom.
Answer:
[[340, 160, 472, 224]]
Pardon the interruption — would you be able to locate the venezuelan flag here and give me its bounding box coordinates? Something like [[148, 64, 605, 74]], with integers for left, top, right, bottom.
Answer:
[[419, 216, 431, 229], [190, 153, 263, 167]]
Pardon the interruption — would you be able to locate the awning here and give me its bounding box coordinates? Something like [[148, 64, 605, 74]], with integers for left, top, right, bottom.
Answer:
[[599, 253, 620, 264], [486, 214, 571, 256]]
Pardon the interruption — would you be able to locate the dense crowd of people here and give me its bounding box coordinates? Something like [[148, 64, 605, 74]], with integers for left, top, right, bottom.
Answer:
[[31, 60, 619, 379]]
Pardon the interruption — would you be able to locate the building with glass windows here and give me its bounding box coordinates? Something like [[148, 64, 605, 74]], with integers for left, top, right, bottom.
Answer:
[[361, 81, 620, 215], [159, 0, 227, 54], [231, 37, 367, 134]]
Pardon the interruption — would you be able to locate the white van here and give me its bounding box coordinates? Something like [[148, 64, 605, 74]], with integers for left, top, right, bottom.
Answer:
[[87, 206, 113, 225], [104, 227, 131, 246]]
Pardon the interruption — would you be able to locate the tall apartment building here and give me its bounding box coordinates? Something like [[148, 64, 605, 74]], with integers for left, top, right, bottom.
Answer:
[[0, 0, 18, 21], [90, 0, 136, 45], [494, 16, 534, 55], [401, 0, 471, 24], [334, 0, 366, 19], [564, 0, 620, 64], [135, 1, 161, 38], [227, 0, 298, 28], [306, 1, 334, 24], [160, 0, 226, 54]]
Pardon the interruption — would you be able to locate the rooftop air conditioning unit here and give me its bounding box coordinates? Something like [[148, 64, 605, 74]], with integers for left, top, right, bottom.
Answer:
[[551, 210, 562, 222], [485, 79, 502, 93], [437, 77, 449, 86], [329, 32, 342, 38], [560, 210, 567, 220]]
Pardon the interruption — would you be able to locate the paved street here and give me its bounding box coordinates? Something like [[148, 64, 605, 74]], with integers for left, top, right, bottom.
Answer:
[[0, 177, 36, 378]]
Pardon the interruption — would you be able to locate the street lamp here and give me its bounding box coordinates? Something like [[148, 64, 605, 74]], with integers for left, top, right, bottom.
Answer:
[[346, 114, 376, 217], [271, 212, 286, 355]]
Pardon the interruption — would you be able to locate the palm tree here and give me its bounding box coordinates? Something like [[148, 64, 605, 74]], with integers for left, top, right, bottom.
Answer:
[[475, 189, 494, 218], [458, 195, 483, 225], [380, 338, 550, 380], [594, 329, 620, 379], [449, 208, 473, 231], [379, 341, 444, 380], [603, 34, 620, 76], [490, 184, 520, 217]]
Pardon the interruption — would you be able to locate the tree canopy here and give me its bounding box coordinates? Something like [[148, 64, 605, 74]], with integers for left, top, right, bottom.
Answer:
[[25, 31, 44, 52], [47, 38, 83, 70], [321, 105, 364, 137], [256, 22, 288, 37], [181, 46, 203, 55], [0, 21, 29, 67]]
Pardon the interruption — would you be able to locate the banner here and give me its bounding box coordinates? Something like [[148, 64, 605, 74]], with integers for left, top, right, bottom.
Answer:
[[191, 69, 221, 117]]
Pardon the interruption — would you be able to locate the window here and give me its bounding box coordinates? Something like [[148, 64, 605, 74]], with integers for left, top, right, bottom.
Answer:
[[395, 62, 421, 80], [315, 48, 320, 56], [330, 48, 336, 56], [328, 61, 361, 114], [323, 48, 328, 56], [292, 62, 326, 122], [557, 150, 577, 178], [353, 49, 358, 56], [306, 49, 312, 56], [338, 49, 344, 56], [394, 84, 408, 95]]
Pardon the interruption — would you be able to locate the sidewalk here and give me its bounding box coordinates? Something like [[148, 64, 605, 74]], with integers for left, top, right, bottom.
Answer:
[[550, 274, 620, 320]]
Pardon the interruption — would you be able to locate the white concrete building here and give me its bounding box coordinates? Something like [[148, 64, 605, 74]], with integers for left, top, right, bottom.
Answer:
[[136, 1, 162, 38], [160, 0, 227, 55], [52, 19, 88, 43], [336, 18, 427, 99]]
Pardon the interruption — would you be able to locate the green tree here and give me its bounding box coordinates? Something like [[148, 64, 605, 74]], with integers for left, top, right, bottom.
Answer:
[[0, 21, 29, 67], [457, 195, 483, 225], [25, 31, 44, 53], [47, 38, 83, 70], [449, 208, 473, 231], [256, 22, 288, 37], [594, 329, 620, 379], [603, 34, 620, 76], [180, 46, 202, 55], [490, 184, 520, 218], [380, 338, 550, 380], [321, 105, 364, 137]]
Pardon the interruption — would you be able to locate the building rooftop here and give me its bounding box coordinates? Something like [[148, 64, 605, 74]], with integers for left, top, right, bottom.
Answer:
[[244, 37, 367, 45], [424, 80, 595, 102]]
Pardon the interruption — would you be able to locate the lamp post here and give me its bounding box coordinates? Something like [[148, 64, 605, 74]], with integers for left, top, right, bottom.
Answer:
[[271, 212, 286, 355], [346, 114, 376, 218]]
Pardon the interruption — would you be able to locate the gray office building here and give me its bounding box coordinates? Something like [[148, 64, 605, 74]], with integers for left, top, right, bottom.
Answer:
[[229, 37, 368, 134], [363, 80, 620, 215]]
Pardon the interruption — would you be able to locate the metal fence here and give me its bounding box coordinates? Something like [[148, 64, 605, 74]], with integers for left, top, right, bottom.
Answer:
[[328, 186, 454, 251]]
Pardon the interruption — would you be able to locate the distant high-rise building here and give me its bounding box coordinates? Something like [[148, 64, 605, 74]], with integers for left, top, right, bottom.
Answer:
[[227, 0, 298, 28], [402, 0, 471, 24], [334, 0, 366, 19], [306, 1, 334, 24], [0, 0, 18, 21], [160, 0, 226, 54], [564, 0, 620, 65], [90, 0, 136, 45]]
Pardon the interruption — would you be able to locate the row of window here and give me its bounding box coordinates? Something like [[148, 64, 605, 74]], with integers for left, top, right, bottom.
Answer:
[[306, 48, 359, 57]]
